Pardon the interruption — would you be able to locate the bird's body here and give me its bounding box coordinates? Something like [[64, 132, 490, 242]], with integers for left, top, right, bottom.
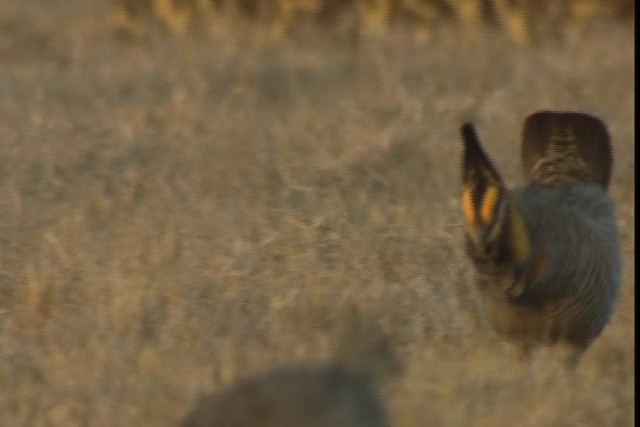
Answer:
[[181, 317, 395, 426], [181, 365, 388, 427], [461, 111, 621, 366]]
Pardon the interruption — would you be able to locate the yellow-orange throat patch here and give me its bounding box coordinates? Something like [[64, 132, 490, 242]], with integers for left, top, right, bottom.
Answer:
[[462, 185, 501, 227], [508, 207, 531, 263], [481, 186, 500, 225], [462, 188, 477, 226]]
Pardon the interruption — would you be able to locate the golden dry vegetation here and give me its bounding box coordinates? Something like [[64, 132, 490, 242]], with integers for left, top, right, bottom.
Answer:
[[113, 0, 634, 44], [0, 0, 635, 426]]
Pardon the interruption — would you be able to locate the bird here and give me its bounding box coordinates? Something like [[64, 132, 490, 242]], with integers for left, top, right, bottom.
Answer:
[[460, 111, 621, 368], [180, 314, 396, 426], [180, 364, 389, 427]]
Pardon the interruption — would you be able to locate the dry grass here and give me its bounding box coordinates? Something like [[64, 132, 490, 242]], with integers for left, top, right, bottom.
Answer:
[[112, 0, 635, 44], [0, 1, 634, 426]]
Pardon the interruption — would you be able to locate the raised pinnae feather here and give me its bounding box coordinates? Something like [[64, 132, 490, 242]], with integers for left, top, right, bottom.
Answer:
[[460, 123, 503, 187]]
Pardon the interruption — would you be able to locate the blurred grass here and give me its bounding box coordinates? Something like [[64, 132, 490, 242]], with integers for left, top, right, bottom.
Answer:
[[0, 0, 635, 426], [113, 0, 635, 44]]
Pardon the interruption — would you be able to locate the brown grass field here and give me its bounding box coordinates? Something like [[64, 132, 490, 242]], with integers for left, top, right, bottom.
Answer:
[[0, 1, 634, 426]]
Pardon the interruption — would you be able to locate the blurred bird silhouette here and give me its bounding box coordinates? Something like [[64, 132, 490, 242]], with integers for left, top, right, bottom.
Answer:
[[181, 312, 397, 426]]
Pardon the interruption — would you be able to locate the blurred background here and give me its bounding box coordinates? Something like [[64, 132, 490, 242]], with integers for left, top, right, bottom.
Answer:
[[111, 0, 634, 43], [0, 1, 634, 426]]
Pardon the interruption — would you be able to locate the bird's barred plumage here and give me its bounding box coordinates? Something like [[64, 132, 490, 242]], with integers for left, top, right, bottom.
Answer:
[[461, 111, 621, 367]]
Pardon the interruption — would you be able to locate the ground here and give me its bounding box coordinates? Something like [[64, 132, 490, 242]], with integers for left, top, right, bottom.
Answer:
[[0, 1, 634, 426]]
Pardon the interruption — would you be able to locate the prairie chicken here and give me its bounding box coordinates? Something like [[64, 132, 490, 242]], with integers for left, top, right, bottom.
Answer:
[[180, 365, 388, 427], [181, 317, 395, 426], [460, 111, 621, 367]]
